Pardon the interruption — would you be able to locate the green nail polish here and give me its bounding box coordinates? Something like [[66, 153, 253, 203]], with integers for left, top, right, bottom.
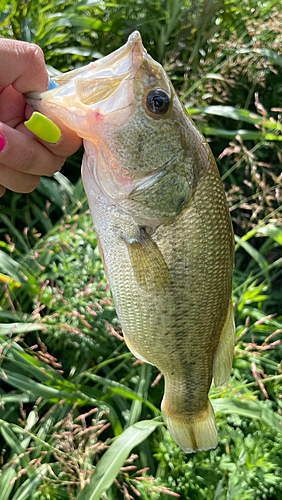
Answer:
[[24, 112, 61, 143]]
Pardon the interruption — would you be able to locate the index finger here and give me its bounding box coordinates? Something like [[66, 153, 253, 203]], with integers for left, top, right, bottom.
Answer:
[[0, 39, 49, 93]]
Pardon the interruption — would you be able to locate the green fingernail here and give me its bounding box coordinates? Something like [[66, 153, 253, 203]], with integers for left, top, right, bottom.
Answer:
[[24, 112, 61, 143]]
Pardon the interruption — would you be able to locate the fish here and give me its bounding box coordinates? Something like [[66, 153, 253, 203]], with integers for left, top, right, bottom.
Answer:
[[25, 31, 235, 453]]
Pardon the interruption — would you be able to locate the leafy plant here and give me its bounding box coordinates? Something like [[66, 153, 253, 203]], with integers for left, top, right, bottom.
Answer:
[[0, 0, 282, 498]]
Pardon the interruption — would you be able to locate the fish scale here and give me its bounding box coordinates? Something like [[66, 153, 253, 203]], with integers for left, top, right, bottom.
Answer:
[[25, 30, 235, 453], [88, 165, 232, 422]]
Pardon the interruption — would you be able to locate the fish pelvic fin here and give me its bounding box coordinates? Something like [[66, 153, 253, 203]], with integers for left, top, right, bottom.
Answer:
[[161, 398, 218, 453], [213, 300, 236, 387]]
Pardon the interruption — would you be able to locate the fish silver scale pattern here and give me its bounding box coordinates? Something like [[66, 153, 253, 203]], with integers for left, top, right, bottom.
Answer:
[[86, 156, 233, 418]]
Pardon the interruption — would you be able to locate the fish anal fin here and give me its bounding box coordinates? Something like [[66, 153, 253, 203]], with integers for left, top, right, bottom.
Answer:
[[124, 229, 171, 292], [161, 398, 218, 453], [213, 301, 236, 387]]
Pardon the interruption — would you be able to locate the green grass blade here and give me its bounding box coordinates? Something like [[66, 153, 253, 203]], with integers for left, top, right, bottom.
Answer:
[[212, 398, 282, 432], [187, 105, 280, 130], [0, 415, 41, 500], [234, 234, 269, 272], [0, 369, 71, 399], [248, 47, 282, 68], [77, 419, 163, 500], [0, 250, 40, 292], [126, 363, 153, 428], [10, 466, 47, 500], [0, 393, 36, 404], [0, 419, 26, 455], [0, 412, 37, 452], [198, 126, 281, 141], [256, 224, 282, 245], [233, 257, 282, 294], [53, 171, 75, 196], [85, 373, 160, 415], [0, 410, 37, 497], [36, 177, 67, 208], [0, 249, 24, 284], [0, 214, 29, 252], [76, 388, 124, 436], [0, 466, 17, 500], [0, 336, 65, 383], [0, 323, 46, 335]]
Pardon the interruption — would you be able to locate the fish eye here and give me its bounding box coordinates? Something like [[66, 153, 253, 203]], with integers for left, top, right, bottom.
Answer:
[[146, 88, 170, 114]]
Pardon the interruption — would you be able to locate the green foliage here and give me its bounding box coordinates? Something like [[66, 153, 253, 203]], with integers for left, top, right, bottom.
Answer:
[[0, 0, 282, 499], [154, 420, 282, 500], [1, 208, 281, 499], [78, 419, 164, 500]]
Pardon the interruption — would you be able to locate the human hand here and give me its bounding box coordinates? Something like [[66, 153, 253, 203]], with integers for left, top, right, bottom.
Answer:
[[0, 39, 82, 197]]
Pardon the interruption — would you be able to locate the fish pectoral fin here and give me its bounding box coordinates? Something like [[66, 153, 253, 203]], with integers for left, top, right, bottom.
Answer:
[[161, 398, 218, 453], [124, 229, 171, 291], [213, 301, 236, 387]]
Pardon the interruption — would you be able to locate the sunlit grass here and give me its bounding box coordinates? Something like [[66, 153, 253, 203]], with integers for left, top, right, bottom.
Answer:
[[0, 0, 282, 498]]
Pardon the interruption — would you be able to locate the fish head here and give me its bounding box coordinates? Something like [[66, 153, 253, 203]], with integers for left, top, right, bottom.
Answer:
[[26, 31, 200, 225]]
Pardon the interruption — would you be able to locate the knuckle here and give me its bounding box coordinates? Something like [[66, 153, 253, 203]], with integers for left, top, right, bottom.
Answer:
[[14, 147, 36, 173], [25, 43, 45, 70]]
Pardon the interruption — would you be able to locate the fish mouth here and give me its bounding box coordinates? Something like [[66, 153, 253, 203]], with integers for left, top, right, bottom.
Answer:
[[24, 31, 146, 127]]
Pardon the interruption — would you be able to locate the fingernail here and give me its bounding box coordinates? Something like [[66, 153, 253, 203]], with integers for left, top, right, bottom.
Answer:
[[0, 132, 5, 152], [48, 78, 59, 91], [24, 112, 61, 144]]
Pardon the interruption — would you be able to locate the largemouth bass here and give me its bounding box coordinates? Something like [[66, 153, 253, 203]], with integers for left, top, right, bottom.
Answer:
[[26, 31, 235, 453]]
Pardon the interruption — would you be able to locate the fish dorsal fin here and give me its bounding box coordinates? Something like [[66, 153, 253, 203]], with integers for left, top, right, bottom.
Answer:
[[213, 301, 236, 387], [124, 228, 171, 292]]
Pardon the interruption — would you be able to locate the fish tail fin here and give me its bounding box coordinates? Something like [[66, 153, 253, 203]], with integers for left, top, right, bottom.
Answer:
[[161, 398, 218, 453]]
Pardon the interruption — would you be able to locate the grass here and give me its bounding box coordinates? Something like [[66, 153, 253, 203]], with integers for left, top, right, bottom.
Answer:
[[0, 0, 282, 498], [0, 198, 281, 499]]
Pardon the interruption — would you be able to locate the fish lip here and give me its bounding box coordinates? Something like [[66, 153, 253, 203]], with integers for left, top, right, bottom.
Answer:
[[24, 31, 146, 108], [73, 30, 145, 82], [127, 30, 142, 45]]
